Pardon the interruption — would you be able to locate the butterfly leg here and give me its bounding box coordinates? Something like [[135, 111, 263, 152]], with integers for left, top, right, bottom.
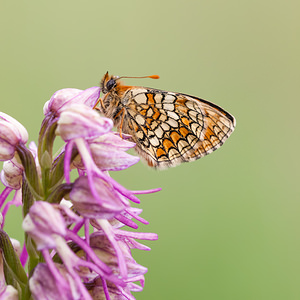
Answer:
[[93, 98, 105, 111], [93, 98, 101, 109], [93, 93, 109, 112], [114, 107, 126, 139]]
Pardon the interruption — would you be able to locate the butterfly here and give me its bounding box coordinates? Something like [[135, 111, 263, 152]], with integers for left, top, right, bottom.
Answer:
[[96, 72, 236, 169]]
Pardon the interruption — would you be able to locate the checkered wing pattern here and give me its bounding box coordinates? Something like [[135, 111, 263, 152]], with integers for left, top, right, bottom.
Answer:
[[123, 88, 236, 169]]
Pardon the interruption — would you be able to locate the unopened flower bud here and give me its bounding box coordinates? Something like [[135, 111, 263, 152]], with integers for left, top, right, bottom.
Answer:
[[0, 159, 23, 189], [0, 113, 28, 161]]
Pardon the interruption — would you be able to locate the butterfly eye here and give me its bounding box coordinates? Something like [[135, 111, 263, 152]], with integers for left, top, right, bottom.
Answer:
[[106, 79, 116, 91]]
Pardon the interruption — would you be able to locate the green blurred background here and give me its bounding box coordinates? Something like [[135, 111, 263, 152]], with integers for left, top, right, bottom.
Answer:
[[1, 0, 299, 299]]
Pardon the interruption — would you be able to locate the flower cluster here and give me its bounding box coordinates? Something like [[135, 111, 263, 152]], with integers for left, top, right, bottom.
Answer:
[[0, 87, 159, 299]]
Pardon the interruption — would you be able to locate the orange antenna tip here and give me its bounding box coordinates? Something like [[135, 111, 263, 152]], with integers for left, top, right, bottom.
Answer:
[[149, 75, 160, 79]]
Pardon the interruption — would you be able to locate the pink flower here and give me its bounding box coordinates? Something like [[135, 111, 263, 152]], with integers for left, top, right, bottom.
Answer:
[[0, 87, 160, 300]]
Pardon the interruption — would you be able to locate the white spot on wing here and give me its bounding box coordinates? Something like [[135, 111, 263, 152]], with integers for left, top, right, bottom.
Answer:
[[135, 114, 145, 125], [166, 111, 179, 120], [154, 94, 163, 103], [168, 148, 180, 159], [147, 108, 154, 117], [131, 88, 148, 97], [164, 94, 176, 102], [154, 127, 164, 139], [134, 93, 147, 104], [186, 101, 196, 110], [167, 118, 178, 127], [163, 103, 175, 111], [149, 135, 160, 147], [161, 123, 170, 131]]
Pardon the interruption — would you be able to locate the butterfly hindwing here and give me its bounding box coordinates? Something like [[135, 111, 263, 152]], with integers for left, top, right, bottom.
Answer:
[[122, 88, 236, 169]]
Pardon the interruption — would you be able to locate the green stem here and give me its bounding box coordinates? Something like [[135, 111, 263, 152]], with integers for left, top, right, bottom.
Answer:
[[37, 115, 58, 199], [37, 114, 57, 163], [25, 235, 39, 275], [16, 144, 43, 200]]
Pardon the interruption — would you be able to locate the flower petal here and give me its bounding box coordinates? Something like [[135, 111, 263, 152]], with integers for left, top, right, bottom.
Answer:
[[56, 104, 113, 141], [44, 87, 101, 115]]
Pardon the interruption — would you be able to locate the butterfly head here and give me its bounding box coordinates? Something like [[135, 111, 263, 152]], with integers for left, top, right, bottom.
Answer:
[[100, 72, 120, 94]]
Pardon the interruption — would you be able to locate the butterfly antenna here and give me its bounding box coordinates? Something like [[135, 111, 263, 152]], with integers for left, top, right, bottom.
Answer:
[[118, 74, 160, 80]]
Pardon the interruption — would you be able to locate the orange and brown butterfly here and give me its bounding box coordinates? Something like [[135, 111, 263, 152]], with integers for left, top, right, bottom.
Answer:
[[95, 72, 236, 169]]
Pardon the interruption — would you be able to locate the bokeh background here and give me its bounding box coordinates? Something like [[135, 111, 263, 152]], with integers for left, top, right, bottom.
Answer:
[[1, 0, 299, 299]]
